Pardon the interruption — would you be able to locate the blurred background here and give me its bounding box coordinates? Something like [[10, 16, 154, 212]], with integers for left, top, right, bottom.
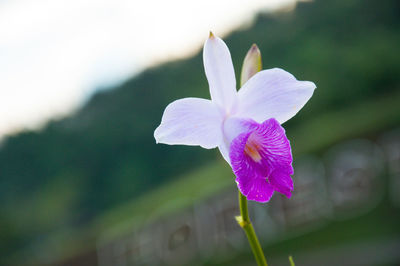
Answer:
[[0, 0, 399, 265]]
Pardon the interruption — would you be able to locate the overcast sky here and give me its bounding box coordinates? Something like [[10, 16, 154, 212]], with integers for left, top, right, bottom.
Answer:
[[0, 0, 296, 139]]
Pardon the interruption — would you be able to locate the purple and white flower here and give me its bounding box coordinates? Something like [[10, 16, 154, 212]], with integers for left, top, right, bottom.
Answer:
[[154, 33, 316, 202]]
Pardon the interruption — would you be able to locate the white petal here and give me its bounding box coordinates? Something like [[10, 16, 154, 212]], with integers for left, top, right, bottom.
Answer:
[[218, 144, 230, 164], [154, 98, 224, 149], [237, 68, 316, 124], [203, 33, 237, 111]]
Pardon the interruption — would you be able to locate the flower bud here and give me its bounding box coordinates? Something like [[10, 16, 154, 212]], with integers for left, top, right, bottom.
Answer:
[[240, 44, 262, 86]]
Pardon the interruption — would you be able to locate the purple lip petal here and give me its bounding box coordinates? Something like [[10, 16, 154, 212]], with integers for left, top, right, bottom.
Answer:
[[237, 177, 274, 203], [229, 118, 294, 202], [269, 166, 294, 198]]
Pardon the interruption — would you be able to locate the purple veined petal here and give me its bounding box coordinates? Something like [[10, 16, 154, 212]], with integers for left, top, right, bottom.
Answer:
[[237, 68, 316, 124], [237, 176, 274, 203], [154, 97, 224, 149], [229, 118, 294, 202], [269, 165, 294, 198], [203, 33, 237, 112], [219, 117, 258, 164]]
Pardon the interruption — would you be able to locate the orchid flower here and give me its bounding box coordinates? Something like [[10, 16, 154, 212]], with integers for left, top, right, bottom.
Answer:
[[154, 33, 316, 203]]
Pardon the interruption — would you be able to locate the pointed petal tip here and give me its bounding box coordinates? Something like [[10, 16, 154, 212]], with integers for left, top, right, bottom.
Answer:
[[311, 81, 317, 89], [251, 43, 259, 51], [304, 80, 317, 91], [247, 43, 261, 58]]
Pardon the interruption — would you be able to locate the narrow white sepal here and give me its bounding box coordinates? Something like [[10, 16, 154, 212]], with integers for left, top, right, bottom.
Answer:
[[203, 32, 237, 112]]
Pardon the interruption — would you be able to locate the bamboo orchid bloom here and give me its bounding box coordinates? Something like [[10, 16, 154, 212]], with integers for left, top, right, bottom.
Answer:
[[154, 33, 316, 202]]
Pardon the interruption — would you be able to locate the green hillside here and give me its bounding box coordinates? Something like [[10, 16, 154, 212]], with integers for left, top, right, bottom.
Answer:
[[1, 0, 399, 264], [7, 89, 400, 265]]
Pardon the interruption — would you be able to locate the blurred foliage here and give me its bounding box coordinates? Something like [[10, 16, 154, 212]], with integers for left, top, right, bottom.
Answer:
[[0, 0, 399, 262]]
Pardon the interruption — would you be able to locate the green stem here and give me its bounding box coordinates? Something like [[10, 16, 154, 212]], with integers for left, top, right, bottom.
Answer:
[[236, 191, 268, 266]]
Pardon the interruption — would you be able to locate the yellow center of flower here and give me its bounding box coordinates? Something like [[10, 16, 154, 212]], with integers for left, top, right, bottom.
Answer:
[[244, 138, 262, 162]]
